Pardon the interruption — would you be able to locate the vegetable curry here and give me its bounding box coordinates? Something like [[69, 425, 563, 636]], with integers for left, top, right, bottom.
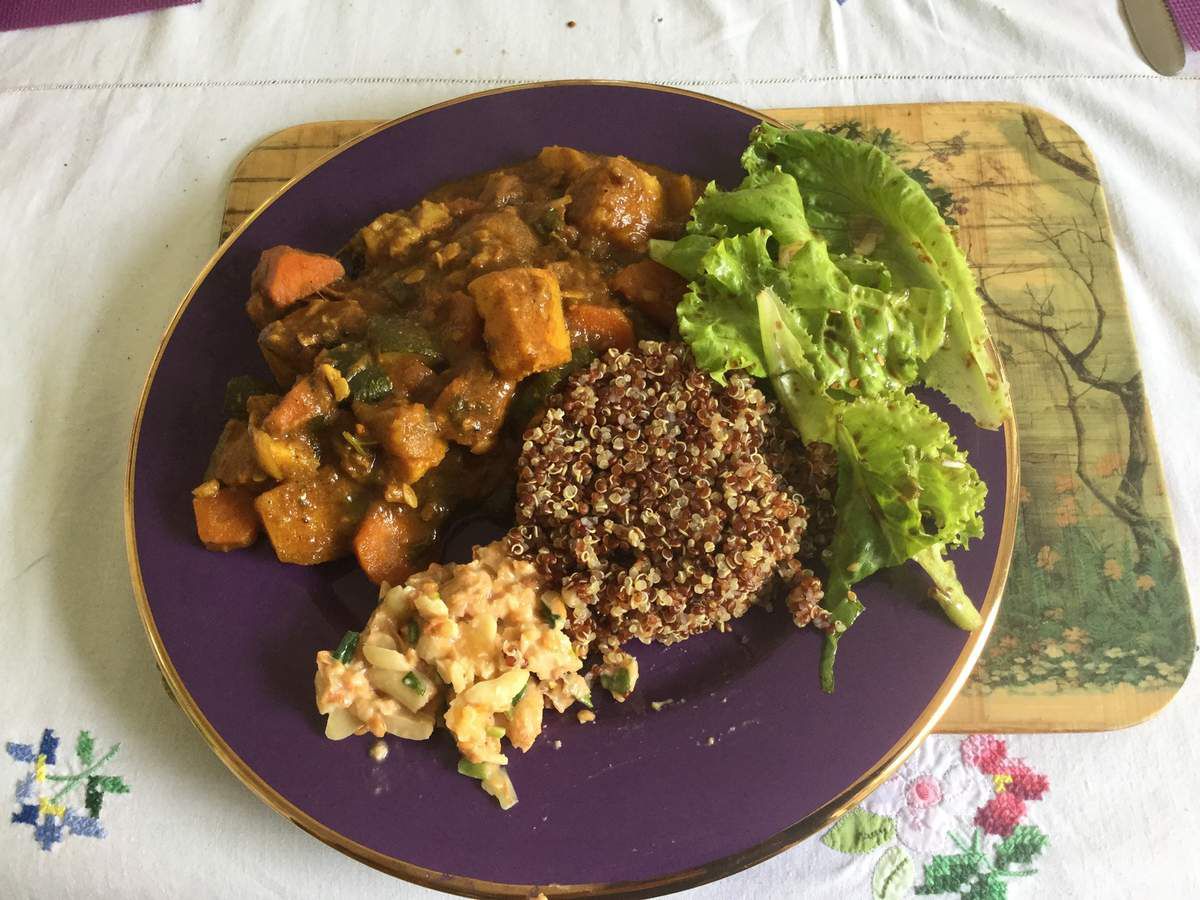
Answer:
[[192, 146, 699, 584]]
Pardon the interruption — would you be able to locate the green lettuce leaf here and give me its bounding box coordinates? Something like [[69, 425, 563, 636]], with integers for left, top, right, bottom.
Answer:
[[689, 169, 813, 245], [819, 392, 986, 691], [744, 124, 1012, 429], [668, 226, 948, 398], [674, 230, 780, 383], [757, 287, 837, 444]]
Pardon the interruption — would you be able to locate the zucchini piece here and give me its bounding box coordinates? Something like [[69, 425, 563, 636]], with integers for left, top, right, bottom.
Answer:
[[508, 346, 596, 426], [347, 364, 394, 403], [325, 341, 371, 379], [224, 375, 273, 419], [367, 314, 444, 365]]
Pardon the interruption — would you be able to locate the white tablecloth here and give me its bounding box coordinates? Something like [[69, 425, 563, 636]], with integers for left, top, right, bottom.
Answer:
[[2, 2, 1198, 897]]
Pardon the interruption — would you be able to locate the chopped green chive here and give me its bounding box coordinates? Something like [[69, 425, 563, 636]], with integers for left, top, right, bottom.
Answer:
[[511, 683, 528, 707], [341, 430, 376, 457], [402, 671, 425, 695], [332, 631, 359, 664], [486, 725, 506, 739], [539, 605, 561, 628], [457, 759, 490, 779], [405, 620, 420, 645]]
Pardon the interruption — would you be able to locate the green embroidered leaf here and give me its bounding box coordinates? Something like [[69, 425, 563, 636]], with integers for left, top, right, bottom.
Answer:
[[75, 730, 94, 766], [964, 872, 1008, 900], [914, 851, 984, 894], [821, 807, 895, 854], [994, 824, 1048, 869], [95, 776, 130, 794], [85, 777, 104, 819], [872, 845, 915, 900]]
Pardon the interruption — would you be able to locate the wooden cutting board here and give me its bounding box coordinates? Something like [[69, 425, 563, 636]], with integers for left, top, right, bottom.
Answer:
[[220, 101, 1195, 733]]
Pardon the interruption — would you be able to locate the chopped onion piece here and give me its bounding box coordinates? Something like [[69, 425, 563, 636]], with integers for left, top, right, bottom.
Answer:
[[362, 643, 409, 671], [324, 706, 362, 741]]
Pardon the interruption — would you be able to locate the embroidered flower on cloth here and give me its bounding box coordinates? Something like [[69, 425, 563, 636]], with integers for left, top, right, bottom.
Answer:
[[864, 738, 991, 853], [6, 728, 129, 851], [821, 735, 1050, 899]]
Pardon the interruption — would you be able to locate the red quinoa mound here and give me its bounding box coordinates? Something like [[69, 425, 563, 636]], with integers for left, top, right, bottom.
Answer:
[[507, 341, 810, 653]]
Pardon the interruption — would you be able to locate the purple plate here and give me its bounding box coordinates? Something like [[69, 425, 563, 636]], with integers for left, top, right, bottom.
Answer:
[[126, 83, 1017, 897]]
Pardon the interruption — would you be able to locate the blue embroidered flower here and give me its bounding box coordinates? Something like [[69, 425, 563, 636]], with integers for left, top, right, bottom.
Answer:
[[5, 729, 128, 852]]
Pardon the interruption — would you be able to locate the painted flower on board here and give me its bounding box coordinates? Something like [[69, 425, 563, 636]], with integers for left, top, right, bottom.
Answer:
[[1054, 474, 1077, 494], [1094, 452, 1123, 477], [1137, 574, 1156, 592], [1054, 497, 1079, 527], [1103, 559, 1123, 581], [1035, 545, 1060, 571]]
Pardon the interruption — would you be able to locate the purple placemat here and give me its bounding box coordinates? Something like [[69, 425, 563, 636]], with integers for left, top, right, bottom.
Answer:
[[1166, 0, 1200, 50], [0, 0, 196, 32]]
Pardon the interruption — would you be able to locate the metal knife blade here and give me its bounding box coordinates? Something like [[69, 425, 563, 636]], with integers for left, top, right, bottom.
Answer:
[[1122, 0, 1186, 75]]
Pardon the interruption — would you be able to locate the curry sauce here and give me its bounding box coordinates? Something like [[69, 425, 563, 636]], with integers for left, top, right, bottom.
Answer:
[[193, 146, 699, 583]]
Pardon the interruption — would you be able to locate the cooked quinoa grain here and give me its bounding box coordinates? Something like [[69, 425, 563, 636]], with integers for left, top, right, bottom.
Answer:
[[508, 341, 809, 653]]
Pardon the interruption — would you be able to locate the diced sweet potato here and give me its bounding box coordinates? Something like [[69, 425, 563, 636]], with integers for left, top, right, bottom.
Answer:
[[251, 246, 345, 311], [254, 467, 367, 565], [432, 364, 516, 453], [205, 419, 268, 487], [537, 146, 596, 182], [257, 298, 368, 386], [262, 374, 336, 438], [611, 259, 687, 329], [353, 501, 434, 585], [193, 486, 260, 552], [566, 157, 664, 251], [468, 267, 571, 380], [359, 401, 448, 485], [565, 302, 636, 354]]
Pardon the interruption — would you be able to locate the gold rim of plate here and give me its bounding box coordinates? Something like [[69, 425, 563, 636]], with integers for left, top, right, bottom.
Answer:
[[122, 79, 1021, 898]]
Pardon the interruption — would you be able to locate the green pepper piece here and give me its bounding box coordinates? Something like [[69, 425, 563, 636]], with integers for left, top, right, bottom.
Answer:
[[332, 631, 359, 664]]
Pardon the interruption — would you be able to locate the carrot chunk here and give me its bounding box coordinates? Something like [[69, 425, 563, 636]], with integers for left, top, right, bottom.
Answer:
[[353, 501, 433, 585], [251, 246, 345, 311], [193, 486, 260, 552], [565, 302, 636, 354], [611, 259, 687, 329]]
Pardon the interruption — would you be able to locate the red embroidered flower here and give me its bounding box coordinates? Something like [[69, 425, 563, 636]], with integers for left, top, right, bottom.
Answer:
[[961, 734, 1050, 836], [975, 790, 1026, 836], [1006, 760, 1049, 802], [960, 734, 1008, 774]]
